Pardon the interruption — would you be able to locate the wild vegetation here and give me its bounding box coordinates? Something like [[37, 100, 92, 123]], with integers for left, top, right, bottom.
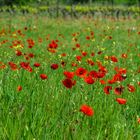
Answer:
[[0, 0, 140, 139]]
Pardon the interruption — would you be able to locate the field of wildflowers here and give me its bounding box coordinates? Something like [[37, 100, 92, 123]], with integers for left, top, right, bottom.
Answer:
[[0, 14, 140, 139]]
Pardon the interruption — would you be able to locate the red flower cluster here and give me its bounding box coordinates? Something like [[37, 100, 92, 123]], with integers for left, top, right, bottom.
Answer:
[[108, 67, 127, 84], [15, 50, 22, 56], [8, 61, 18, 70], [27, 38, 35, 48], [20, 62, 32, 72], [48, 40, 58, 53]]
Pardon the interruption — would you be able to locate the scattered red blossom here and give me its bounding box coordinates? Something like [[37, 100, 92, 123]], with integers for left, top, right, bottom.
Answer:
[[51, 63, 59, 70], [127, 84, 135, 92], [62, 78, 76, 89], [40, 74, 48, 80], [80, 105, 94, 116], [64, 71, 75, 79], [17, 85, 22, 91], [116, 98, 127, 105], [104, 86, 112, 94], [114, 86, 124, 95], [84, 76, 95, 84], [34, 63, 41, 67], [75, 67, 87, 78]]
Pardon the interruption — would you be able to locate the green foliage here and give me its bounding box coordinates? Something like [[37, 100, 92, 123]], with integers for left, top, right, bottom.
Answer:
[[4, 0, 35, 6], [0, 0, 140, 6]]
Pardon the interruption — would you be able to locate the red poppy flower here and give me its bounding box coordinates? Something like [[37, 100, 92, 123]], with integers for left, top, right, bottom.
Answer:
[[97, 51, 102, 55], [96, 71, 106, 78], [86, 36, 90, 40], [62, 78, 73, 89], [84, 76, 95, 84], [100, 80, 106, 84], [110, 56, 118, 62], [72, 80, 76, 86], [48, 40, 58, 49], [80, 105, 94, 116], [61, 61, 66, 67], [86, 59, 94, 66], [91, 52, 95, 57], [47, 48, 56, 53], [75, 43, 80, 48], [127, 84, 135, 92], [15, 50, 22, 56], [72, 33, 76, 37], [8, 62, 18, 70], [104, 86, 112, 94], [71, 62, 78, 67], [121, 53, 127, 58], [108, 79, 116, 84], [114, 67, 127, 74], [27, 38, 35, 48], [116, 98, 127, 104], [63, 71, 74, 79], [28, 53, 34, 58], [34, 63, 40, 67], [40, 74, 48, 80], [114, 86, 124, 95], [61, 53, 66, 57], [89, 70, 98, 78], [0, 62, 6, 69], [75, 67, 87, 78], [113, 73, 125, 82], [72, 48, 76, 51], [51, 63, 59, 70], [76, 56, 82, 61], [137, 118, 140, 124], [17, 85, 22, 91], [90, 31, 94, 36], [20, 62, 32, 72], [99, 66, 107, 73], [81, 51, 87, 56]]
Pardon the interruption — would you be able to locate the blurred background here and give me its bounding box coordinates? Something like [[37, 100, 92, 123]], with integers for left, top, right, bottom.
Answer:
[[0, 0, 140, 6], [0, 0, 140, 18]]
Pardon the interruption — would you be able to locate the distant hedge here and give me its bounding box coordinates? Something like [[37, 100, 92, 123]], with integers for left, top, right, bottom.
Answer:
[[0, 0, 140, 6], [1, 5, 140, 19]]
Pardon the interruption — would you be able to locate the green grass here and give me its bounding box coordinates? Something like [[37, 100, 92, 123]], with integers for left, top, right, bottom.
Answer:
[[0, 14, 140, 140]]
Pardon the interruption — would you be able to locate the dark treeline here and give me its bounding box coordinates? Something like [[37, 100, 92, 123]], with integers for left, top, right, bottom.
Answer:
[[0, 0, 140, 6]]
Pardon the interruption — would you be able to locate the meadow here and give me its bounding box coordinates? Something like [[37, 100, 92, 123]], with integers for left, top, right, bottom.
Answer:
[[0, 13, 140, 140]]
